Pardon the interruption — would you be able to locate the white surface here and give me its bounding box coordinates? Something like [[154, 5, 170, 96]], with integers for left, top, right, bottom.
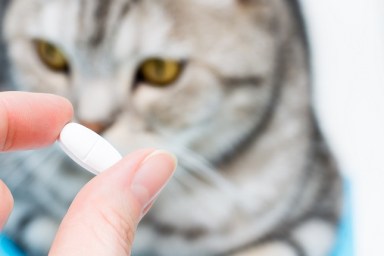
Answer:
[[300, 0, 384, 255], [58, 123, 122, 175]]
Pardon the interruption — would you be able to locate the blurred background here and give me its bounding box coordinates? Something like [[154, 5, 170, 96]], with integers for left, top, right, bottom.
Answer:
[[301, 0, 384, 255]]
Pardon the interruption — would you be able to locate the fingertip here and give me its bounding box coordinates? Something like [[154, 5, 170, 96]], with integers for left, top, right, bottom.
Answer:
[[42, 94, 74, 141], [130, 150, 177, 209], [0, 92, 74, 151], [37, 93, 74, 122], [56, 95, 74, 124]]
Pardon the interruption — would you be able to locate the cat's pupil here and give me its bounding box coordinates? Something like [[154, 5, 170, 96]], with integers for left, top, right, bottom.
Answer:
[[154, 60, 165, 77], [41, 43, 60, 64], [45, 45, 55, 59]]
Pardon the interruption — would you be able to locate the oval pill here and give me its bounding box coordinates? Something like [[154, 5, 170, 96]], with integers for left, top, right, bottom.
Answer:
[[58, 122, 122, 175]]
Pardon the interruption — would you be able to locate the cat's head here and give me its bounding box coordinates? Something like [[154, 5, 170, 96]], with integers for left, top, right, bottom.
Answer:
[[3, 0, 296, 159]]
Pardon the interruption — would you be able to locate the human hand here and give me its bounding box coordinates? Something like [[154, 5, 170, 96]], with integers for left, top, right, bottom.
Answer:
[[0, 92, 176, 255]]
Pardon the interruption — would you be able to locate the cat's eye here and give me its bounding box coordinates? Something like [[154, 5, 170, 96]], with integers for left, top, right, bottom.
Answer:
[[34, 40, 69, 73], [137, 58, 184, 87]]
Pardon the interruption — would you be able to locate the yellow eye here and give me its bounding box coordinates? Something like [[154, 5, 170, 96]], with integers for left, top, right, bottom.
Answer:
[[137, 58, 183, 86], [34, 40, 69, 73]]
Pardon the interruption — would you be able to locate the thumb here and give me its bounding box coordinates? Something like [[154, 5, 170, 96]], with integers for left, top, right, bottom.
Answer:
[[49, 149, 177, 255]]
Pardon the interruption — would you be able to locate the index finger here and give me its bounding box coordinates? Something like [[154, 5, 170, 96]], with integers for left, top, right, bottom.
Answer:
[[0, 92, 73, 151]]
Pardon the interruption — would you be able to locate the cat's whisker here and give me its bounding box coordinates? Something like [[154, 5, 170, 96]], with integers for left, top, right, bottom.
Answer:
[[165, 176, 185, 194], [169, 145, 239, 203], [173, 165, 209, 191], [166, 165, 226, 213]]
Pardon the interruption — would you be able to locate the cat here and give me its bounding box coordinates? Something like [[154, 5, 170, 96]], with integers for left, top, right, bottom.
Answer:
[[0, 0, 342, 255]]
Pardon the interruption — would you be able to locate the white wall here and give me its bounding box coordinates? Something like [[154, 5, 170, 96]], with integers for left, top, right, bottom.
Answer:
[[300, 0, 384, 255]]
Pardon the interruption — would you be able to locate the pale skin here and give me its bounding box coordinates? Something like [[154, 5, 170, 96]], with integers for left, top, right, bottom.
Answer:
[[0, 91, 176, 255]]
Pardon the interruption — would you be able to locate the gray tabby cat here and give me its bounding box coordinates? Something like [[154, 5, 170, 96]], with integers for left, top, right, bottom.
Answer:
[[0, 0, 342, 255]]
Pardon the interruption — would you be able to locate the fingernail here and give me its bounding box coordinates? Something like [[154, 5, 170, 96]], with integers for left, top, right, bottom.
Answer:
[[131, 150, 177, 210]]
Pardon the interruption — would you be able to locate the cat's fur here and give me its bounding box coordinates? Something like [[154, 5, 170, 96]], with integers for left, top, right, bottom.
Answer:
[[0, 0, 11, 90], [0, 0, 342, 255]]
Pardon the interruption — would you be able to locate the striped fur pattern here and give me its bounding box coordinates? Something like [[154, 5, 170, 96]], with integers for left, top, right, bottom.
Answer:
[[0, 0, 11, 90], [1, 0, 342, 255]]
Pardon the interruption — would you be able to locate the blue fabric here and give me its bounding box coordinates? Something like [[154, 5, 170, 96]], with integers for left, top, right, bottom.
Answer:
[[0, 180, 354, 256], [0, 235, 24, 256], [331, 179, 354, 256]]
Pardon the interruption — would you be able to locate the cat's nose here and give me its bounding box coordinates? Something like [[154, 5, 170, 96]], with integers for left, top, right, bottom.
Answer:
[[79, 121, 112, 134]]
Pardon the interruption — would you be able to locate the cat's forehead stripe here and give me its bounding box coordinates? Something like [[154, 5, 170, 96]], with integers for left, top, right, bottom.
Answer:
[[78, 0, 87, 40], [83, 0, 133, 47], [90, 0, 113, 46], [118, 1, 132, 21]]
